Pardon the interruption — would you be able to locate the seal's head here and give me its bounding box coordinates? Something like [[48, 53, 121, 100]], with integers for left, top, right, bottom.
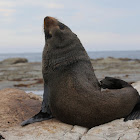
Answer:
[[44, 16, 70, 39], [44, 16, 58, 39], [43, 16, 77, 48]]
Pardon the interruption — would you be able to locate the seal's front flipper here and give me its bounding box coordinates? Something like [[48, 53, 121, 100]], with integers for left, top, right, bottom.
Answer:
[[124, 102, 140, 121], [0, 134, 5, 139], [21, 110, 53, 126]]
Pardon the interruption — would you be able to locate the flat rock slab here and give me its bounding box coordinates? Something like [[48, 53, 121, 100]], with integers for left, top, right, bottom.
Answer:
[[0, 58, 28, 65], [0, 88, 41, 128], [0, 118, 139, 140], [132, 81, 140, 93], [0, 83, 140, 140], [81, 119, 140, 140]]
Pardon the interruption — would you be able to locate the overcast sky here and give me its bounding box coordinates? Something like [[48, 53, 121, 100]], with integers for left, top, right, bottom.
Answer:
[[0, 0, 140, 53]]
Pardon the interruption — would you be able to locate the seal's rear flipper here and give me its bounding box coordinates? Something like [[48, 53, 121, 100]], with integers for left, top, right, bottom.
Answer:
[[124, 103, 140, 121], [21, 110, 53, 126], [100, 77, 132, 89]]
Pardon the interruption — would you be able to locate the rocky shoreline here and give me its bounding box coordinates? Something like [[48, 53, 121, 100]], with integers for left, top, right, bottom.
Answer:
[[0, 83, 139, 140], [0, 57, 140, 92], [0, 57, 140, 139]]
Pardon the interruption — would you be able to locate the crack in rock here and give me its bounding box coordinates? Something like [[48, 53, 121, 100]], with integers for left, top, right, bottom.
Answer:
[[61, 125, 88, 140]]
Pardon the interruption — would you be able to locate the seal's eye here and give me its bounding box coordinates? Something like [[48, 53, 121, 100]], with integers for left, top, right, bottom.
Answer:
[[59, 23, 65, 30], [47, 33, 52, 39]]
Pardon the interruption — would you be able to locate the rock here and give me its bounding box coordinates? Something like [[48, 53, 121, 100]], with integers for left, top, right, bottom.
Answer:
[[1, 58, 28, 65], [94, 57, 124, 63], [0, 82, 140, 140], [81, 119, 140, 140], [0, 88, 41, 128], [132, 81, 140, 94]]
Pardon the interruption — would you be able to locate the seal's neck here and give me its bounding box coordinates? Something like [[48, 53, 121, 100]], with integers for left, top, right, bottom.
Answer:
[[43, 42, 90, 70]]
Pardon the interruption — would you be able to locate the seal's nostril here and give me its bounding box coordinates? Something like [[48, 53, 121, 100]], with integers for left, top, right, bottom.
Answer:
[[44, 16, 49, 22], [45, 17, 49, 20]]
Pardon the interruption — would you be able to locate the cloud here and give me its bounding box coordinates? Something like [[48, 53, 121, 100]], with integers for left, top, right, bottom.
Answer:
[[0, 9, 16, 16], [0, 1, 14, 7], [70, 5, 135, 26], [76, 31, 140, 50], [0, 0, 64, 18], [1, 27, 140, 52], [0, 1, 16, 20], [44, 3, 64, 9], [9, 0, 64, 9], [0, 0, 140, 52], [0, 28, 44, 48]]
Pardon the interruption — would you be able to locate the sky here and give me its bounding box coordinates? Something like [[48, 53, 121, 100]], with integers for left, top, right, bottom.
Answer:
[[0, 0, 140, 53]]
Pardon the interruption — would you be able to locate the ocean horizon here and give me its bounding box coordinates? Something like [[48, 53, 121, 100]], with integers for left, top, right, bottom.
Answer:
[[0, 50, 140, 62]]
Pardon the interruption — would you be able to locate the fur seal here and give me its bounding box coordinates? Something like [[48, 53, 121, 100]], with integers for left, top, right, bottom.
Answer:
[[21, 16, 140, 128]]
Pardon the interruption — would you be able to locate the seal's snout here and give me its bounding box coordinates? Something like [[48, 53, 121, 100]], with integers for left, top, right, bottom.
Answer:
[[44, 16, 58, 31]]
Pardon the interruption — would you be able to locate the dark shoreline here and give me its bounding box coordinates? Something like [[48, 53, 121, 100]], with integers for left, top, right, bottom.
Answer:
[[0, 57, 140, 92], [0, 50, 140, 62]]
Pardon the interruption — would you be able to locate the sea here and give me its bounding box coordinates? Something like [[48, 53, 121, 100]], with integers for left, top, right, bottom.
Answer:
[[0, 50, 140, 62]]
